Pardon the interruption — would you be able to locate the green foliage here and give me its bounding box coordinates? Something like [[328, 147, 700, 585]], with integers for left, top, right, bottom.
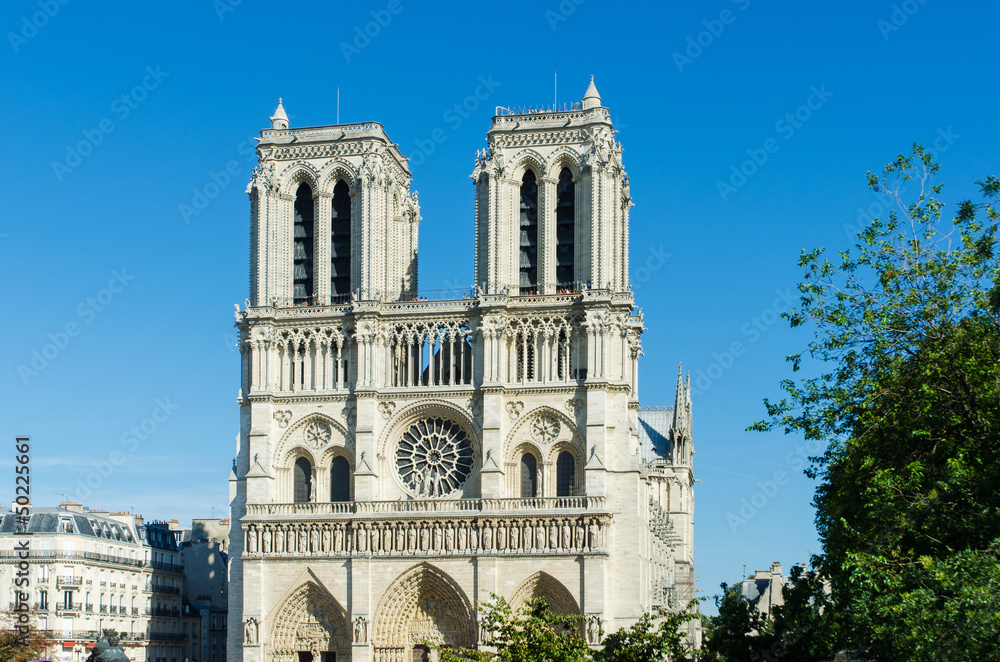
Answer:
[[767, 565, 840, 661], [752, 145, 1000, 660], [438, 596, 589, 662], [702, 567, 841, 661], [594, 609, 698, 662], [0, 627, 54, 662], [436, 597, 698, 662], [700, 583, 774, 662]]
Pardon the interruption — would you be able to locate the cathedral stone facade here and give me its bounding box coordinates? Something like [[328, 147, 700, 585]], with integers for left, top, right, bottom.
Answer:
[[228, 78, 696, 662]]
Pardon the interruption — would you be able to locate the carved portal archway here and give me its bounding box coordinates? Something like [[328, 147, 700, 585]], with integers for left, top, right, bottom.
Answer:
[[510, 571, 581, 615], [270, 581, 351, 662], [372, 564, 477, 662]]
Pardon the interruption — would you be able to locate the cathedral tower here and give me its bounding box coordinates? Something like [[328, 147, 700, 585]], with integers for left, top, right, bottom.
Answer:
[[229, 82, 696, 662]]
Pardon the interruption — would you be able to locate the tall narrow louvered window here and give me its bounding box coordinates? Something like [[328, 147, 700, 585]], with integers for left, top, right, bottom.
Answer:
[[520, 453, 538, 498], [330, 180, 352, 301], [330, 455, 351, 502], [519, 170, 538, 295], [556, 168, 575, 289], [293, 183, 315, 305], [556, 451, 575, 497], [293, 457, 312, 503]]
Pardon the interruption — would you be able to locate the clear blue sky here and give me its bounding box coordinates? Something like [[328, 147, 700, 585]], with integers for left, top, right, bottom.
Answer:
[[2, 1, 997, 612]]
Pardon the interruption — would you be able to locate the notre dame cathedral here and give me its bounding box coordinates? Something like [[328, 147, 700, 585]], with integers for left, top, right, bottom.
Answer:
[[228, 77, 697, 662]]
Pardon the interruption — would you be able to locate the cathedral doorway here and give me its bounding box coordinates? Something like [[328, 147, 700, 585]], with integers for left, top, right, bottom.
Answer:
[[372, 564, 477, 662], [271, 581, 351, 662]]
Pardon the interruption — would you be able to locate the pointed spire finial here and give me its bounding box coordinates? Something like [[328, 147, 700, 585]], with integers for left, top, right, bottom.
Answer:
[[270, 98, 288, 130], [582, 75, 602, 109]]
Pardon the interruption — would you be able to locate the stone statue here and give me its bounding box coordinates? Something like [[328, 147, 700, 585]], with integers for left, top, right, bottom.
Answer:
[[247, 527, 258, 554], [334, 526, 344, 552], [561, 521, 571, 549], [575, 522, 585, 549], [322, 527, 332, 552], [310, 526, 319, 552], [244, 618, 258, 645], [353, 616, 368, 643]]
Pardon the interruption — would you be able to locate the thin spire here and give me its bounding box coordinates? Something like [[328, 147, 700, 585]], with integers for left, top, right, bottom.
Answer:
[[582, 75, 602, 109], [270, 98, 288, 129]]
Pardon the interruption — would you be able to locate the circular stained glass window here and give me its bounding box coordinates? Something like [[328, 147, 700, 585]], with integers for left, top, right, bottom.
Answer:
[[396, 417, 474, 497]]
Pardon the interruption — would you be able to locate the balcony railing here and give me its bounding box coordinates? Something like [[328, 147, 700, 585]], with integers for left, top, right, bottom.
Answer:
[[56, 575, 83, 587], [0, 549, 145, 568], [149, 632, 184, 642], [149, 559, 181, 573], [246, 496, 604, 517], [148, 583, 181, 595], [56, 602, 83, 613]]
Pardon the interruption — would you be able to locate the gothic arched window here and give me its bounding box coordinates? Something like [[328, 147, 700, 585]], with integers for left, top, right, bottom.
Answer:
[[556, 451, 575, 497], [520, 453, 538, 498], [293, 457, 312, 503], [293, 182, 315, 305], [556, 167, 575, 289], [331, 180, 352, 301], [330, 455, 351, 502], [519, 170, 538, 295]]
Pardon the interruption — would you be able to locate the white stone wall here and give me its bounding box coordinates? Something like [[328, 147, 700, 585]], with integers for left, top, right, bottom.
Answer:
[[230, 86, 695, 662]]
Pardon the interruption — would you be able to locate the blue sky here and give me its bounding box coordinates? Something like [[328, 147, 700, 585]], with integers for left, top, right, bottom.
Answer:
[[2, 1, 997, 612]]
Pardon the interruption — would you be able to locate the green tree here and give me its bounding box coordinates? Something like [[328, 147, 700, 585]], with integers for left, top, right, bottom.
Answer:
[[752, 146, 1000, 660], [767, 565, 840, 661], [700, 583, 774, 661], [594, 608, 699, 662], [438, 596, 590, 662], [0, 627, 55, 662]]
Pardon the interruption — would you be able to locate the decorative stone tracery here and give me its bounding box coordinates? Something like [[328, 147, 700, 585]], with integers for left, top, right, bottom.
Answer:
[[269, 580, 351, 662], [372, 564, 477, 662]]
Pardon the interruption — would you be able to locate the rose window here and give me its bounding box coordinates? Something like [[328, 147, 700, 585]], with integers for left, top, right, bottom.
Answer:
[[304, 421, 332, 448], [531, 415, 560, 443], [396, 417, 474, 497]]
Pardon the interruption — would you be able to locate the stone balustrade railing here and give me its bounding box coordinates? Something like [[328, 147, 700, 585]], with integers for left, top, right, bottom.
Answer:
[[245, 496, 603, 517]]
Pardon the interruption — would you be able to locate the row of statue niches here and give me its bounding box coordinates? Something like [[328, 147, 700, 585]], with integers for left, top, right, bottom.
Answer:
[[245, 517, 606, 555]]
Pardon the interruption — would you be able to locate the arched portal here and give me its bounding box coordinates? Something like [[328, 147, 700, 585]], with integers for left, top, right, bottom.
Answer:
[[510, 571, 581, 616], [372, 564, 477, 662], [270, 581, 351, 662]]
